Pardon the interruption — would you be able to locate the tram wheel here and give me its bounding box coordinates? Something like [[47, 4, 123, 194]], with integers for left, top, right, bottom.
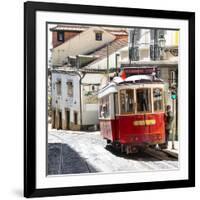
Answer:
[[106, 139, 111, 144]]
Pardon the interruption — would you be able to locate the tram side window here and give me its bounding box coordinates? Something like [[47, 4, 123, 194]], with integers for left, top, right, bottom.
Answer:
[[120, 91, 125, 113], [120, 89, 134, 114], [99, 99, 103, 118], [136, 88, 151, 113], [100, 95, 110, 118], [114, 93, 119, 114], [153, 88, 163, 111]]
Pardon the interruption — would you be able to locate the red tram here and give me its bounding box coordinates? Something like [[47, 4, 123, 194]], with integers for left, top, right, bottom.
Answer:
[[98, 75, 166, 154]]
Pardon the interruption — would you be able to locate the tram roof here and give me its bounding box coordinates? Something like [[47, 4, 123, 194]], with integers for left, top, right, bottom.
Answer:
[[98, 75, 164, 98]]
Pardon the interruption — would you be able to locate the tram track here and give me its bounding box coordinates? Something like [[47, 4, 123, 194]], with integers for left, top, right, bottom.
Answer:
[[144, 147, 178, 161], [131, 148, 179, 170]]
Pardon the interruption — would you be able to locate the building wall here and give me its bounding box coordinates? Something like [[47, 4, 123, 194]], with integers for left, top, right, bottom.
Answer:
[[51, 72, 81, 130], [81, 35, 129, 71], [81, 73, 105, 126], [82, 108, 99, 126], [165, 30, 179, 47], [87, 49, 122, 70], [52, 31, 81, 48], [51, 72, 106, 130], [51, 27, 116, 66]]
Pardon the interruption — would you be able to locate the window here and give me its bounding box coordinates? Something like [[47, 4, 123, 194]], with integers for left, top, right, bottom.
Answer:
[[159, 30, 165, 38], [114, 93, 119, 114], [120, 89, 134, 114], [67, 81, 73, 97], [99, 95, 110, 118], [95, 32, 102, 41], [120, 91, 125, 113], [136, 88, 151, 113], [74, 112, 78, 125], [56, 80, 61, 96], [92, 85, 95, 91], [150, 29, 166, 60], [153, 88, 163, 112], [150, 29, 157, 42], [150, 44, 160, 60], [133, 47, 139, 61], [57, 31, 64, 42], [129, 29, 141, 44], [129, 29, 141, 61]]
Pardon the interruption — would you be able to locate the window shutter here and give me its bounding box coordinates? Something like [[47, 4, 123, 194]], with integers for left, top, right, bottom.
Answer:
[[129, 29, 140, 61], [150, 29, 161, 60]]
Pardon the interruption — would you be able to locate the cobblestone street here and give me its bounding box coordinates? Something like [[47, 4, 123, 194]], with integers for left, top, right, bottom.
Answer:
[[48, 129, 179, 175]]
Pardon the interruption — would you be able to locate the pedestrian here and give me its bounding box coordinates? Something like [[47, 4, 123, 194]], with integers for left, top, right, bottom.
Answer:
[[164, 105, 174, 148]]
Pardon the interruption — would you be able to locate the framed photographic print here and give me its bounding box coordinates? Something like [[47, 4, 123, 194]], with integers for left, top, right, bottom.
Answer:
[[24, 1, 195, 198]]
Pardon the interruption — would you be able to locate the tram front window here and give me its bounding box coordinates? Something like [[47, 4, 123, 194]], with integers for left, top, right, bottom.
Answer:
[[136, 88, 151, 113], [153, 88, 163, 111], [120, 89, 134, 114], [99, 95, 110, 118]]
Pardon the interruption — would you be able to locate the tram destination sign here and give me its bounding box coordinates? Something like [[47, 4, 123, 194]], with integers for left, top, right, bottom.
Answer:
[[122, 67, 156, 76]]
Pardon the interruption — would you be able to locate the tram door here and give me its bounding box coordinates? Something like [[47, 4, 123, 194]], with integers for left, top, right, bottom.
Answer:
[[136, 88, 152, 134]]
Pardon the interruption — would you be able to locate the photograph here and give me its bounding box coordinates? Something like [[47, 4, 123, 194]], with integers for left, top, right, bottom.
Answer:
[[24, 2, 195, 197], [47, 23, 179, 175]]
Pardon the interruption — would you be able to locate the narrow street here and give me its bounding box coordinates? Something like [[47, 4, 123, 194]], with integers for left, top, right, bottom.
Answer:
[[48, 129, 179, 175]]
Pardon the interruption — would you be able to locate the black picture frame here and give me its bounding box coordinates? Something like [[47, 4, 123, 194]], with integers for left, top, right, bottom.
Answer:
[[24, 1, 195, 198]]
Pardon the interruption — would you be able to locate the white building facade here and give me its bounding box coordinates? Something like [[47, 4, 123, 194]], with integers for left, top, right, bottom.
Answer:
[[51, 69, 111, 130], [51, 26, 116, 67], [51, 71, 81, 130]]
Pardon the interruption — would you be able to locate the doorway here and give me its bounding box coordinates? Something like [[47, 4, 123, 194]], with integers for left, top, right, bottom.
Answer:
[[51, 110, 55, 128], [58, 111, 62, 129], [65, 109, 70, 130]]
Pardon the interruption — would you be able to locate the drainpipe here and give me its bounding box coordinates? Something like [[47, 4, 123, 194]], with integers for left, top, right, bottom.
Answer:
[[115, 53, 120, 76], [74, 56, 85, 130], [79, 72, 86, 130]]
